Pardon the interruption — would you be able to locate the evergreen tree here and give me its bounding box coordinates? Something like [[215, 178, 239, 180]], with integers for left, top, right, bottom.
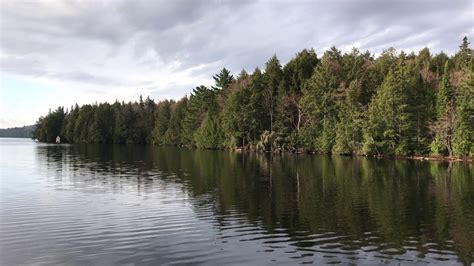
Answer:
[[163, 97, 188, 145], [64, 104, 79, 142], [334, 80, 365, 154], [222, 76, 254, 147], [409, 70, 434, 154], [431, 52, 449, 75], [33, 107, 66, 143], [153, 100, 172, 145], [113, 102, 127, 144], [363, 65, 412, 155], [262, 55, 283, 133], [431, 62, 456, 156], [182, 86, 214, 145], [89, 103, 115, 143], [194, 94, 224, 149], [212, 67, 234, 91], [452, 64, 474, 156], [454, 36, 472, 70], [143, 96, 157, 143], [301, 47, 343, 152], [247, 68, 267, 139], [277, 49, 319, 135], [74, 105, 94, 143]]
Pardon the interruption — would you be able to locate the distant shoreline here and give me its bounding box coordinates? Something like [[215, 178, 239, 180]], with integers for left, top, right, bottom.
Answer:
[[0, 125, 35, 138]]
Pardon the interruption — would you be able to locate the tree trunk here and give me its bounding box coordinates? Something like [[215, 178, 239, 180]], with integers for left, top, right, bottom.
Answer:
[[270, 111, 273, 133], [296, 107, 302, 132]]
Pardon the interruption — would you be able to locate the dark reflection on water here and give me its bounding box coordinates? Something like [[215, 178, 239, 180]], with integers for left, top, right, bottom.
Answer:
[[0, 138, 473, 265]]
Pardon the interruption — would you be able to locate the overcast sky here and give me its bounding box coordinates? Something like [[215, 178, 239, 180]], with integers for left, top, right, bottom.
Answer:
[[0, 0, 472, 128]]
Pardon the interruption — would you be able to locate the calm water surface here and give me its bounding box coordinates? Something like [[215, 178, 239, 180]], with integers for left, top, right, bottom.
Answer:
[[0, 138, 473, 265]]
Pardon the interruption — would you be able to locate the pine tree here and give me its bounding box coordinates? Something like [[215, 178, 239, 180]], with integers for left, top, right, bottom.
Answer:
[[143, 96, 157, 143], [363, 65, 412, 155], [408, 71, 434, 154], [90, 103, 115, 144], [431, 62, 455, 156], [247, 68, 267, 140], [33, 106, 66, 143], [452, 64, 474, 156], [222, 77, 254, 148], [195, 95, 224, 149], [277, 49, 319, 135], [163, 97, 188, 145], [262, 55, 283, 133], [182, 86, 213, 145], [454, 36, 472, 70], [153, 100, 172, 145], [64, 104, 79, 142], [334, 80, 365, 154], [212, 67, 234, 91], [301, 47, 343, 152]]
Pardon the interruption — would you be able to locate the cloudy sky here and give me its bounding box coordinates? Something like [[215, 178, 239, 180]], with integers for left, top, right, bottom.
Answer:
[[0, 0, 472, 128]]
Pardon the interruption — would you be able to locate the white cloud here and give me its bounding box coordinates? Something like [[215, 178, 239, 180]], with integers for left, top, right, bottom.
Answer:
[[0, 0, 472, 128]]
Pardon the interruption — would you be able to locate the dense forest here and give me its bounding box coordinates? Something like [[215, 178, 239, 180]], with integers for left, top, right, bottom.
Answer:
[[34, 37, 473, 157], [0, 125, 35, 138]]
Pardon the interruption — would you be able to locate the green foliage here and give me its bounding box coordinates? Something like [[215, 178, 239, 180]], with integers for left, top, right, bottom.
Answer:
[[212, 67, 234, 91], [407, 64, 436, 154], [182, 85, 214, 144], [363, 66, 412, 155], [300, 47, 343, 152], [453, 69, 474, 156], [256, 130, 274, 151], [263, 55, 283, 132], [33, 107, 66, 142], [222, 79, 254, 147], [454, 36, 472, 70], [431, 62, 457, 156], [247, 68, 267, 137], [436, 62, 455, 117], [281, 49, 319, 94], [152, 100, 172, 145], [162, 97, 187, 145], [194, 112, 224, 149], [430, 136, 445, 155], [89, 103, 115, 144], [33, 37, 473, 159], [334, 80, 365, 154], [277, 49, 319, 134], [194, 90, 225, 149]]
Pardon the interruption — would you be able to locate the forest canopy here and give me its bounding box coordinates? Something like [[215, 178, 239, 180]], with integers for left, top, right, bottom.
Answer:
[[34, 37, 473, 157]]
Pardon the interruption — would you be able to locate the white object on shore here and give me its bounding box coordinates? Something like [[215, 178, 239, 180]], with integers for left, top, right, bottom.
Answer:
[[56, 136, 60, 143]]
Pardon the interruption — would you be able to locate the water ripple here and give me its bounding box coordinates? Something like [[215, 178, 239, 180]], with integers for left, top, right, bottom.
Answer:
[[0, 139, 472, 265]]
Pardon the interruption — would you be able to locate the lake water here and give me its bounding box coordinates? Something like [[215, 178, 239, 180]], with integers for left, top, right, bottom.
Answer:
[[0, 138, 473, 265]]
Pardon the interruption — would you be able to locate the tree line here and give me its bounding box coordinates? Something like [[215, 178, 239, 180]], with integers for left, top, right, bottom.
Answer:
[[0, 125, 35, 138], [34, 37, 473, 157]]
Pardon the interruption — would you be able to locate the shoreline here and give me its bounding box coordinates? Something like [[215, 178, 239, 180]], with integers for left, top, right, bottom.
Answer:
[[29, 139, 474, 163], [230, 146, 473, 162], [188, 144, 474, 163]]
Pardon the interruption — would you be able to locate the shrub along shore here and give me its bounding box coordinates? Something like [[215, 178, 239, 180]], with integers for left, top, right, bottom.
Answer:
[[34, 38, 473, 160]]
